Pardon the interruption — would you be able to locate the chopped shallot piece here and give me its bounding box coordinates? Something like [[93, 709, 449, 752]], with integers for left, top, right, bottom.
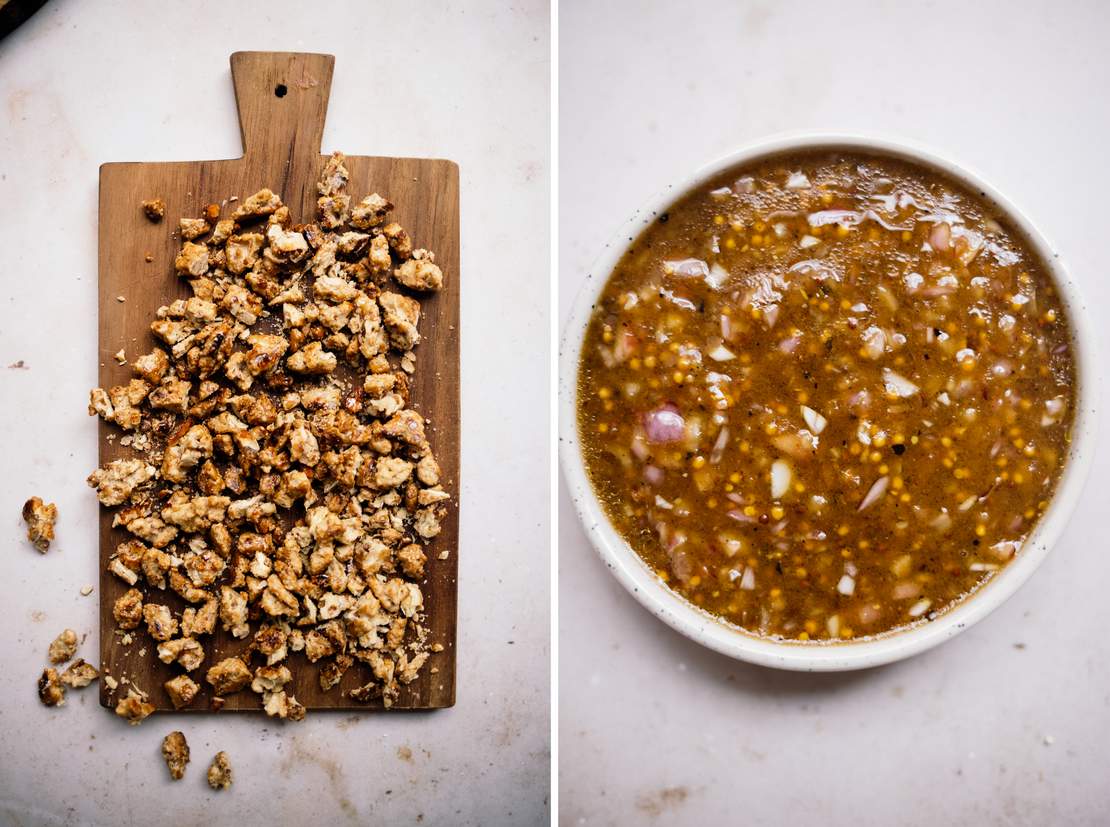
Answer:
[[643, 404, 685, 444], [643, 465, 664, 485], [739, 566, 755, 590], [707, 262, 730, 290], [663, 258, 710, 279], [785, 172, 810, 189], [807, 210, 861, 227], [908, 599, 932, 618], [654, 495, 673, 510], [861, 326, 887, 360], [709, 427, 729, 464], [772, 431, 816, 459], [837, 574, 856, 596], [929, 222, 951, 252], [770, 460, 792, 499], [883, 369, 919, 398], [930, 511, 952, 532], [708, 344, 735, 362], [858, 475, 889, 511], [721, 537, 743, 557], [734, 176, 755, 194], [892, 581, 921, 600], [800, 405, 827, 434], [778, 335, 801, 354]]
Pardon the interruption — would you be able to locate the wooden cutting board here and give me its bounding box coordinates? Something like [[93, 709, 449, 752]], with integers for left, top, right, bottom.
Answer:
[[96, 52, 459, 712]]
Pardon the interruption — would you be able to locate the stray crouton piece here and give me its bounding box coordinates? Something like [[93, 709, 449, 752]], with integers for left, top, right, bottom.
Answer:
[[22, 496, 57, 552], [115, 689, 155, 725], [207, 751, 233, 789], [60, 659, 99, 688], [38, 668, 65, 706], [47, 628, 78, 664], [162, 731, 190, 780]]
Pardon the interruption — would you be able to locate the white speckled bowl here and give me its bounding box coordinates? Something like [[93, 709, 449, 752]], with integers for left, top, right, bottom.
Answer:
[[560, 132, 1099, 671]]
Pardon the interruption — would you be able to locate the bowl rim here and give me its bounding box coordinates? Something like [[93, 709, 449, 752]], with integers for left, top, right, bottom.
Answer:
[[558, 130, 1100, 671]]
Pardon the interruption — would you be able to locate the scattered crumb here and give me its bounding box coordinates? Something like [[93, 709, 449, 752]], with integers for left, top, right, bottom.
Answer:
[[438, 550, 450, 560], [207, 751, 233, 790], [22, 496, 57, 553], [142, 199, 165, 222], [144, 253, 154, 263], [80, 585, 94, 596], [114, 349, 127, 365], [1043, 735, 1055, 746], [104, 675, 119, 690], [7, 360, 27, 369], [116, 295, 126, 303]]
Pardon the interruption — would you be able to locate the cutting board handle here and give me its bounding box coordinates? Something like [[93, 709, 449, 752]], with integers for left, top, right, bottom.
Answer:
[[231, 51, 335, 167]]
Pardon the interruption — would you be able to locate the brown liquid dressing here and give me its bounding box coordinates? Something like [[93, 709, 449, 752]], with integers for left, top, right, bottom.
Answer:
[[577, 150, 1075, 641]]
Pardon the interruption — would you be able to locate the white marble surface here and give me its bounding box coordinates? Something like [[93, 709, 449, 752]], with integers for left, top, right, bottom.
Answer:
[[0, 1, 549, 825], [560, 1, 1109, 824]]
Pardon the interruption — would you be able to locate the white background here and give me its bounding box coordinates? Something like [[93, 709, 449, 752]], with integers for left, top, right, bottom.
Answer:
[[0, 1, 549, 825], [560, 1, 1109, 825]]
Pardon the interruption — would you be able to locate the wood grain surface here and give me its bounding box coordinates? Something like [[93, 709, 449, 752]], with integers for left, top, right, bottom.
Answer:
[[96, 52, 459, 712]]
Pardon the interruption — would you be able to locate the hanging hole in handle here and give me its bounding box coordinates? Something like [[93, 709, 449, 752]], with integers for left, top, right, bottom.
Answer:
[[274, 83, 288, 98]]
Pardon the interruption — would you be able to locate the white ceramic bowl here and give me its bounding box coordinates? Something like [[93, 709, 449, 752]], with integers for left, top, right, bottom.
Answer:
[[560, 132, 1099, 671]]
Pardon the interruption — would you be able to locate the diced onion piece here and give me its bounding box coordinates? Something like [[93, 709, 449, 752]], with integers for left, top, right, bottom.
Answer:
[[930, 511, 952, 531], [734, 176, 755, 194], [709, 427, 729, 464], [808, 209, 861, 227], [858, 475, 889, 511], [709, 186, 732, 200], [739, 566, 756, 590], [799, 235, 819, 249], [654, 495, 672, 510], [958, 495, 977, 511], [826, 614, 840, 636], [643, 465, 664, 485], [969, 562, 999, 572], [721, 537, 743, 558], [663, 258, 709, 278], [785, 172, 811, 189], [706, 262, 730, 290], [908, 599, 932, 618], [800, 405, 827, 435], [883, 369, 919, 398], [770, 459, 792, 499], [837, 574, 856, 596], [773, 222, 788, 238], [643, 404, 685, 443], [861, 326, 887, 360], [778, 335, 801, 354], [892, 580, 920, 600], [708, 344, 735, 362], [929, 222, 951, 251]]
